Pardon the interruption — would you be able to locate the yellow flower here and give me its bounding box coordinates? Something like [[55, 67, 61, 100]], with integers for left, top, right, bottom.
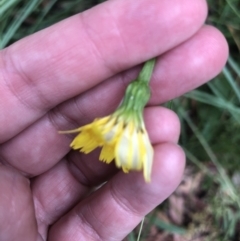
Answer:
[[60, 59, 156, 182], [64, 114, 153, 182]]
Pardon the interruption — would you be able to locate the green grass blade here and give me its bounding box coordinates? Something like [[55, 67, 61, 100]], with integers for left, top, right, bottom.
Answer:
[[184, 90, 240, 123], [222, 66, 240, 102], [127, 232, 136, 241], [1, 0, 43, 48], [226, 0, 240, 18], [153, 218, 186, 234], [179, 107, 240, 206], [228, 56, 240, 77], [27, 0, 58, 34], [0, 0, 18, 17], [136, 217, 145, 241]]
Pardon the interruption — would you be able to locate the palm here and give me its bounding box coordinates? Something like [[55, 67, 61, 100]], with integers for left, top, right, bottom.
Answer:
[[0, 0, 228, 240]]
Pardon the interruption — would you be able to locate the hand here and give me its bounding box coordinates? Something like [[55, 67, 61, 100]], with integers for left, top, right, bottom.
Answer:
[[0, 0, 228, 240]]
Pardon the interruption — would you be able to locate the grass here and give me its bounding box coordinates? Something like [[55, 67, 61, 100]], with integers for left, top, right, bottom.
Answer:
[[1, 0, 240, 240]]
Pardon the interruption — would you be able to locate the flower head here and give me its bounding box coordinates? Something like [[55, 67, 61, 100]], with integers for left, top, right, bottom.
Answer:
[[60, 59, 156, 182]]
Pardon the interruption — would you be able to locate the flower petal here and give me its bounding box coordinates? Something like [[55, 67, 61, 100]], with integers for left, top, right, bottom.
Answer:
[[101, 117, 123, 143], [141, 130, 154, 182], [70, 130, 98, 153], [115, 122, 143, 171], [99, 143, 115, 163]]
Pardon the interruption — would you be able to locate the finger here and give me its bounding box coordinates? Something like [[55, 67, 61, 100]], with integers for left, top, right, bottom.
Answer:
[[31, 106, 180, 238], [48, 143, 185, 241], [0, 165, 38, 241], [149, 25, 229, 104], [0, 25, 227, 175], [31, 159, 86, 239], [0, 0, 207, 142]]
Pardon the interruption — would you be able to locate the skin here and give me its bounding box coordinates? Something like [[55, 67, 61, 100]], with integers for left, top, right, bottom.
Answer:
[[0, 0, 228, 240]]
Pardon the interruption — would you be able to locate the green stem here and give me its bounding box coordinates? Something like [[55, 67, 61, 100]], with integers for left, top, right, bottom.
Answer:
[[116, 58, 156, 116], [138, 58, 156, 84]]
